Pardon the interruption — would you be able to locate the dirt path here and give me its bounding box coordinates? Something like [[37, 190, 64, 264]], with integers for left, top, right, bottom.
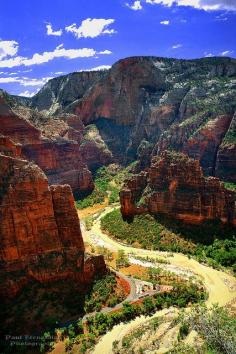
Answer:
[[84, 206, 236, 354]]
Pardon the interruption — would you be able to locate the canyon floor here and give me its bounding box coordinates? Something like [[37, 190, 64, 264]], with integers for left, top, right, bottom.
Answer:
[[76, 205, 236, 354]]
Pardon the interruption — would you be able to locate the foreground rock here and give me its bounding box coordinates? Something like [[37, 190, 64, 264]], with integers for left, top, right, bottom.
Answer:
[[120, 151, 236, 225], [0, 154, 106, 297]]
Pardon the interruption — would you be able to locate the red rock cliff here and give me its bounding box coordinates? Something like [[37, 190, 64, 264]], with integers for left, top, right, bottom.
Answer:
[[0, 154, 106, 297], [0, 94, 93, 192], [120, 151, 236, 226]]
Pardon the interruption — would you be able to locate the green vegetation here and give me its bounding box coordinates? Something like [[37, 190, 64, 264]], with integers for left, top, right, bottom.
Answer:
[[84, 273, 125, 312], [116, 250, 130, 269], [58, 282, 205, 353], [0, 273, 123, 353], [101, 209, 236, 272], [182, 304, 236, 354], [75, 164, 134, 209], [223, 128, 236, 145], [224, 181, 236, 191]]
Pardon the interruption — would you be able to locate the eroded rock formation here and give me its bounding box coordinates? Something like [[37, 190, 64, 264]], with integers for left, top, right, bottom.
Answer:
[[0, 90, 94, 192], [120, 151, 236, 225], [3, 57, 236, 182], [0, 154, 106, 297]]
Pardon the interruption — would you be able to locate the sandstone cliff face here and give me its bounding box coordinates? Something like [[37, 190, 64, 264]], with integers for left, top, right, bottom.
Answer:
[[215, 112, 236, 182], [0, 91, 94, 192], [72, 57, 236, 177], [0, 154, 106, 297], [30, 56, 236, 181], [31, 70, 107, 115], [120, 151, 236, 226]]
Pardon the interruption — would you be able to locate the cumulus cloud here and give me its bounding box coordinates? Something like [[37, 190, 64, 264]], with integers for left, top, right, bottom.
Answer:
[[160, 20, 170, 25], [0, 40, 19, 60], [46, 23, 63, 36], [19, 89, 40, 97], [98, 50, 112, 55], [172, 43, 183, 49], [0, 76, 52, 86], [146, 0, 236, 11], [126, 1, 143, 10], [65, 18, 116, 39], [80, 65, 111, 72], [204, 50, 234, 57], [219, 50, 234, 56], [204, 52, 214, 57], [0, 44, 111, 68]]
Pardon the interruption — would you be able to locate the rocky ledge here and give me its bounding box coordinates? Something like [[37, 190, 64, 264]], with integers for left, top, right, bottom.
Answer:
[[0, 153, 106, 298], [120, 151, 236, 226]]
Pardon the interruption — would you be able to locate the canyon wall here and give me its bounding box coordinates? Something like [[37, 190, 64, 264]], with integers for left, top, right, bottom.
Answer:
[[31, 56, 236, 181], [0, 91, 94, 192], [120, 151, 236, 226], [0, 153, 106, 297]]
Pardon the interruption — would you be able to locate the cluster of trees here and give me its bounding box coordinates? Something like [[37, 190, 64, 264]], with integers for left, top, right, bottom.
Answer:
[[84, 273, 124, 312], [101, 209, 236, 273], [116, 250, 130, 269], [85, 282, 206, 337], [38, 282, 206, 353], [74, 166, 122, 209], [177, 304, 236, 354], [75, 164, 135, 209]]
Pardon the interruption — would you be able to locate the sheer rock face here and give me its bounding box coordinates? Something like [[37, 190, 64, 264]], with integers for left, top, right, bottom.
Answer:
[[0, 93, 93, 192], [33, 56, 236, 180], [0, 135, 21, 157], [71, 56, 236, 175], [215, 113, 236, 182], [31, 70, 107, 115], [0, 154, 106, 297], [120, 151, 236, 226], [0, 95, 41, 144]]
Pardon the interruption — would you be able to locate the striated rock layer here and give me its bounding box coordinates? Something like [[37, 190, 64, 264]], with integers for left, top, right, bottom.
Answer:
[[120, 151, 236, 226], [0, 90, 94, 192], [32, 56, 236, 181], [0, 154, 106, 298]]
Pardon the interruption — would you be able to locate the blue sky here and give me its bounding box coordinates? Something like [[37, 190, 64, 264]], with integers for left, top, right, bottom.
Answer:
[[0, 0, 235, 96]]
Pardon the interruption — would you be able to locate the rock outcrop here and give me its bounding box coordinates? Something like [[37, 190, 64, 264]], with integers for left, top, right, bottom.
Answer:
[[31, 70, 108, 115], [29, 56, 236, 181], [0, 90, 94, 192], [120, 151, 236, 226], [0, 154, 106, 297]]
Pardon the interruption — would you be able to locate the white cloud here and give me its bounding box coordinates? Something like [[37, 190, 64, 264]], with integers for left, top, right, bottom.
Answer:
[[0, 44, 111, 68], [160, 20, 170, 25], [219, 50, 234, 56], [172, 43, 182, 49], [145, 0, 236, 11], [0, 76, 52, 86], [80, 65, 111, 72], [99, 50, 112, 55], [0, 40, 19, 60], [54, 71, 66, 75], [19, 89, 39, 97], [126, 1, 143, 10], [65, 18, 116, 39], [46, 23, 63, 36], [204, 52, 214, 57]]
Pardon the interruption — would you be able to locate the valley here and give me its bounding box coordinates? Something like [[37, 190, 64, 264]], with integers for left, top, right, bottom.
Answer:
[[0, 55, 236, 353]]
